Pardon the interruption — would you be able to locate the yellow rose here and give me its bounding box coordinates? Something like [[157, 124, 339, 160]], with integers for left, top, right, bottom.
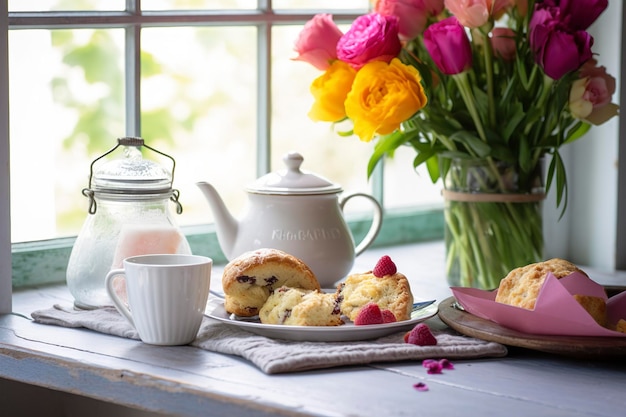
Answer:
[[345, 58, 428, 142], [308, 60, 356, 122]]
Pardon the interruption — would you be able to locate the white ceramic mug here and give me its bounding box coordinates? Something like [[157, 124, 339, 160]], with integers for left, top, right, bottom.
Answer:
[[105, 254, 212, 346]]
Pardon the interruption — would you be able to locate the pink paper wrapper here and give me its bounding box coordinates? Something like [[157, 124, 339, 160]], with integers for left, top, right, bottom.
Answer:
[[452, 272, 626, 337]]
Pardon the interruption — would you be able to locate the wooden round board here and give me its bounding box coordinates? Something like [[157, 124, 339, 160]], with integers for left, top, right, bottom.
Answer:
[[438, 297, 626, 359]]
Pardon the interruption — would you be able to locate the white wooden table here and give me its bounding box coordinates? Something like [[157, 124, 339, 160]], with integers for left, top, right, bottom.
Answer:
[[2, 241, 626, 417]]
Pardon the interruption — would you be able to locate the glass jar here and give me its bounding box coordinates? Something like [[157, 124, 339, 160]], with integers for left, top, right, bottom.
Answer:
[[66, 137, 191, 309]]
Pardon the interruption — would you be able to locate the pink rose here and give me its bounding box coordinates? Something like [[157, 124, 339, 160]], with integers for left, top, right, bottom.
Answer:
[[444, 0, 513, 29], [491, 27, 516, 61], [530, 4, 593, 79], [336, 13, 402, 69], [423, 17, 472, 75], [374, 0, 445, 40], [569, 59, 619, 125], [293, 14, 343, 70]]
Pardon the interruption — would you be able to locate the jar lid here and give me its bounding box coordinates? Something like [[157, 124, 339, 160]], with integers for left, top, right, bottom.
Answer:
[[89, 138, 173, 195], [92, 145, 172, 194], [246, 152, 342, 195], [83, 137, 183, 215]]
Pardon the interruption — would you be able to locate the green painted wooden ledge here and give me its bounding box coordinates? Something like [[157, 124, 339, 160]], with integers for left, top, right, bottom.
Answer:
[[11, 207, 444, 288]]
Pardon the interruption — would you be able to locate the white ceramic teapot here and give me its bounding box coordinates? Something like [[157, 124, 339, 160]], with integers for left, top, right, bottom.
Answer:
[[196, 152, 382, 288]]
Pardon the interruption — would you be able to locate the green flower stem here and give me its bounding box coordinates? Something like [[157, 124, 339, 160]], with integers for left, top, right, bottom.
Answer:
[[480, 31, 496, 128], [538, 74, 555, 108], [453, 72, 488, 144], [446, 199, 543, 288], [452, 72, 510, 193], [444, 159, 544, 288], [436, 132, 458, 152]]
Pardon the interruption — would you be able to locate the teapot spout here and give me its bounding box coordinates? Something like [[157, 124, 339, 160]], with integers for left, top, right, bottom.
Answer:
[[196, 181, 238, 259]]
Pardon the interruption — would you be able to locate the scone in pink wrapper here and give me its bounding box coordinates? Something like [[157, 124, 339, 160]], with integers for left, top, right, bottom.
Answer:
[[452, 272, 626, 336]]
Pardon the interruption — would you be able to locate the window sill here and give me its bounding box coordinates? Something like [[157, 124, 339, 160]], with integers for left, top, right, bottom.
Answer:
[[11, 206, 444, 288], [3, 240, 626, 416]]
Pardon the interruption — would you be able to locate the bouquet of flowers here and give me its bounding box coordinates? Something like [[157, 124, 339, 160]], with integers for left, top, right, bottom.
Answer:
[[293, 0, 619, 288]]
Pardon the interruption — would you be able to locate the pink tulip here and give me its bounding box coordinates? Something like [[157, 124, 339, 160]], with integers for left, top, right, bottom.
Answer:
[[423, 16, 472, 75], [293, 14, 343, 70], [336, 13, 402, 69], [491, 27, 516, 61], [374, 0, 445, 40], [530, 4, 594, 79], [444, 0, 514, 29]]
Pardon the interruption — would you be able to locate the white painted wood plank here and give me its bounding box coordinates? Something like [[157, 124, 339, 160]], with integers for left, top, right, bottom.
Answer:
[[2, 243, 626, 417]]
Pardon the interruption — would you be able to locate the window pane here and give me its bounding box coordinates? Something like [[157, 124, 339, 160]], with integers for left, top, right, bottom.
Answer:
[[271, 25, 373, 214], [9, 28, 125, 243], [8, 0, 124, 11], [272, 0, 369, 9], [140, 26, 257, 227], [383, 153, 443, 209], [142, 0, 256, 10]]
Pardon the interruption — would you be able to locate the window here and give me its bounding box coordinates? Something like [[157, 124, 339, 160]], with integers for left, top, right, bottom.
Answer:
[[2, 1, 445, 309], [2, 2, 623, 315]]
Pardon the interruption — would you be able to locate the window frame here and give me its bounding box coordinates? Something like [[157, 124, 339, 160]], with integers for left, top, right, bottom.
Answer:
[[1, 2, 444, 311], [1, 0, 10, 313], [3, 2, 623, 315]]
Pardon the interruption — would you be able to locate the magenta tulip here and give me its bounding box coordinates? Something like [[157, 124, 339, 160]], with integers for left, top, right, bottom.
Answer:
[[542, 0, 608, 30], [423, 17, 472, 75], [530, 4, 594, 79]]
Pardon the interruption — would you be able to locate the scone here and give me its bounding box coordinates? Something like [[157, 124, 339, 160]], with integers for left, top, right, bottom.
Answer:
[[615, 319, 626, 333], [572, 294, 607, 327], [259, 286, 343, 326], [495, 258, 586, 309], [495, 258, 607, 325], [337, 270, 413, 322], [222, 248, 321, 317]]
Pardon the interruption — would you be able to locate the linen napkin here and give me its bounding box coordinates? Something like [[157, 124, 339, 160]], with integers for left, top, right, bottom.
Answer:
[[31, 304, 507, 374]]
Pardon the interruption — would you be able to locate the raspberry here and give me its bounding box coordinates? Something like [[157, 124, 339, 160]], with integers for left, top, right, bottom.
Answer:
[[354, 303, 384, 325], [381, 309, 397, 323], [404, 323, 437, 346], [373, 255, 397, 277]]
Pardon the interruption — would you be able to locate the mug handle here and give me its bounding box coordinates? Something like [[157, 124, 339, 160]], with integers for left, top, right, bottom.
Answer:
[[339, 193, 383, 256], [104, 269, 134, 327]]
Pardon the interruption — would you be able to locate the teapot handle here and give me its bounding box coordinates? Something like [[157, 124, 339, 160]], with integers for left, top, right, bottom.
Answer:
[[339, 193, 383, 256]]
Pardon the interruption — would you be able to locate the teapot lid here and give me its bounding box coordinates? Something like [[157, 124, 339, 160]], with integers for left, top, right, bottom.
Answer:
[[247, 152, 342, 195]]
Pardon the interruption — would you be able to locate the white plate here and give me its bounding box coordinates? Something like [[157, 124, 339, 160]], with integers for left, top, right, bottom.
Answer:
[[204, 297, 438, 342]]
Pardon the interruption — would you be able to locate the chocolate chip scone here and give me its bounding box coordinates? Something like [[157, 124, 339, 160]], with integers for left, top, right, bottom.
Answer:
[[337, 271, 414, 322], [221, 248, 321, 317], [259, 286, 343, 326]]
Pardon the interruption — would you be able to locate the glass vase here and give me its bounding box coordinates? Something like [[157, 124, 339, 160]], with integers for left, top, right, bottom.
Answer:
[[442, 157, 545, 289]]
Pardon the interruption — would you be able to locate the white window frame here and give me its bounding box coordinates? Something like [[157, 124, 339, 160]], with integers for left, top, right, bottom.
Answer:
[[4, 2, 416, 312], [1, 1, 10, 313], [2, 2, 624, 314]]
